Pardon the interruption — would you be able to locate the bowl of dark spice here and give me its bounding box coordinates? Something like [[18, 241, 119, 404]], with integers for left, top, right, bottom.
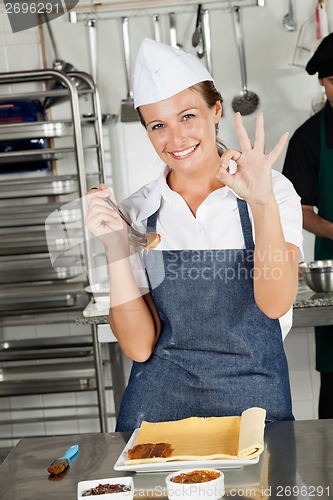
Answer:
[[77, 476, 134, 499]]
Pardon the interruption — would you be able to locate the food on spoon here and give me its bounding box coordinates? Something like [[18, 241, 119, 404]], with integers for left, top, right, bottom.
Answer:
[[171, 469, 221, 484], [127, 442, 173, 460], [82, 482, 131, 496], [131, 232, 161, 252], [145, 232, 161, 251]]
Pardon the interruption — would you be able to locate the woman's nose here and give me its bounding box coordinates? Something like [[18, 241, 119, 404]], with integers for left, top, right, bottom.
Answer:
[[168, 124, 186, 146]]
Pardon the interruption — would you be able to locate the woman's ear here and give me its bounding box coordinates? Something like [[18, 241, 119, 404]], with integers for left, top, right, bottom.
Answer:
[[214, 100, 223, 123]]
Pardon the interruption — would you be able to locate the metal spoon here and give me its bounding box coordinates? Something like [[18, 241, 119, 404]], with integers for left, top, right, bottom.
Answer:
[[283, 0, 296, 31], [105, 198, 160, 250]]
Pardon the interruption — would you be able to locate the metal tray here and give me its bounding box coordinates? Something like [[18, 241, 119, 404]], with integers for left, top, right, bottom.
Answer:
[[0, 145, 75, 164], [0, 121, 73, 140], [0, 335, 93, 362], [0, 227, 82, 255], [0, 281, 89, 313], [0, 361, 96, 396], [0, 254, 83, 283], [0, 202, 81, 227], [0, 174, 78, 198]]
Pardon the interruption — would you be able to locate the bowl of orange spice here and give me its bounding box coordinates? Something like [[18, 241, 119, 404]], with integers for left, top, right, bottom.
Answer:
[[165, 468, 225, 500]]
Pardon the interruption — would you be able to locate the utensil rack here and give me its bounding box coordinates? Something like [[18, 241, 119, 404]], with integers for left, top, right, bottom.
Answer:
[[70, 0, 264, 23], [0, 69, 115, 442]]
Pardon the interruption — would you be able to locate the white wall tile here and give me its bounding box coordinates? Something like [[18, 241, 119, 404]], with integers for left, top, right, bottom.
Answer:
[[42, 392, 76, 406], [307, 330, 316, 370], [11, 422, 46, 437], [293, 401, 315, 421], [284, 329, 310, 370], [0, 438, 15, 450], [289, 370, 313, 401], [45, 420, 79, 435], [3, 22, 39, 45], [312, 400, 319, 420], [310, 369, 320, 399], [78, 418, 100, 433], [107, 417, 116, 433], [0, 425, 12, 438], [0, 46, 8, 73], [5, 44, 41, 72], [75, 391, 97, 405], [10, 394, 42, 408]]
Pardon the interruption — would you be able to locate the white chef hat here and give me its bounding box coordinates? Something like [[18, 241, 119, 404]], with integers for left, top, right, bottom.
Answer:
[[133, 38, 214, 109]]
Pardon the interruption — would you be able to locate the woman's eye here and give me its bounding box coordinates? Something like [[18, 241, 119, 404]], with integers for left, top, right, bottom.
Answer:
[[183, 113, 195, 121], [151, 123, 164, 131]]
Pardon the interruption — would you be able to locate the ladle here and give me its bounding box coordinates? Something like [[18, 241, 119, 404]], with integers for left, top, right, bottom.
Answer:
[[231, 6, 259, 116]]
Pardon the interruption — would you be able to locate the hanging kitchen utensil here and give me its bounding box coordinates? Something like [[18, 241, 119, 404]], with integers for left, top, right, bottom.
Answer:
[[202, 9, 213, 75], [192, 4, 202, 48], [153, 13, 161, 42], [87, 18, 98, 84], [120, 17, 139, 122], [316, 0, 329, 40], [283, 0, 296, 32], [231, 6, 259, 116], [42, 13, 87, 109], [169, 12, 183, 49], [196, 9, 205, 59], [291, 13, 316, 67]]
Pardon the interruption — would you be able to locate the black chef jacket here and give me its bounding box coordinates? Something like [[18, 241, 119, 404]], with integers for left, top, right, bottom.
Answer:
[[282, 101, 333, 207]]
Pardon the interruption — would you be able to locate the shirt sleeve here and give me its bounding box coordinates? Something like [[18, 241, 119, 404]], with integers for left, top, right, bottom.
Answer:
[[282, 118, 320, 207]]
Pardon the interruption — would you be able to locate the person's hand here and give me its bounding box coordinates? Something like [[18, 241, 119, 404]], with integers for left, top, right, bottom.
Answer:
[[216, 112, 289, 207], [85, 184, 128, 252]]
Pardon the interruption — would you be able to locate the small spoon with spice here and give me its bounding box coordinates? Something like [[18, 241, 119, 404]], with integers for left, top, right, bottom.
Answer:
[[104, 197, 161, 251]]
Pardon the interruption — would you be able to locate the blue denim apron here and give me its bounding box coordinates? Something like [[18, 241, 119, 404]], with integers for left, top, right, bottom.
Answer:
[[116, 198, 293, 432]]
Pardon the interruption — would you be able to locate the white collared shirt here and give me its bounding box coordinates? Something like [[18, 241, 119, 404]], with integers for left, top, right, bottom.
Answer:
[[121, 166, 303, 339]]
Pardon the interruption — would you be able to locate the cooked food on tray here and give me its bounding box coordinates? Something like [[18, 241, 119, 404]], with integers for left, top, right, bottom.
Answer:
[[125, 407, 266, 464]]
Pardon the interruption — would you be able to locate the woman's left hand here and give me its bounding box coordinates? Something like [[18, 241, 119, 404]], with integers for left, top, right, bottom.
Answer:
[[216, 112, 289, 206]]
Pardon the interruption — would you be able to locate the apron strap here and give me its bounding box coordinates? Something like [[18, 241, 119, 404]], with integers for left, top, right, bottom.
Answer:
[[147, 209, 158, 232], [237, 198, 254, 250], [146, 196, 254, 250]]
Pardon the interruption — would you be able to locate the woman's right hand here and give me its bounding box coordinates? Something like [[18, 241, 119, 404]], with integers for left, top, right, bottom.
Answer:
[[85, 184, 129, 253]]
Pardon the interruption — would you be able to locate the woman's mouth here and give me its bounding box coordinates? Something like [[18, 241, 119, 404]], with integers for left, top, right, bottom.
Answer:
[[169, 144, 199, 159]]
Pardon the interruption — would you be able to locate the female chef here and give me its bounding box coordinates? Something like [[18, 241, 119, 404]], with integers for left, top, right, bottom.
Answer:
[[85, 38, 303, 432]]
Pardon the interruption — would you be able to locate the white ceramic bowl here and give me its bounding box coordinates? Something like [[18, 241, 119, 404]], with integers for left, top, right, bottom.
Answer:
[[77, 476, 134, 499], [165, 468, 225, 500]]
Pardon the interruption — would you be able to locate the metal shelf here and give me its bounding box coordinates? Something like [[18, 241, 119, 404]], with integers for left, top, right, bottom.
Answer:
[[0, 174, 78, 198], [0, 68, 109, 437], [0, 121, 73, 140]]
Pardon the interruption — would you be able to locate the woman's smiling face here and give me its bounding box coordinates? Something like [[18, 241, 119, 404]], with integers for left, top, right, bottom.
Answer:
[[139, 87, 222, 175]]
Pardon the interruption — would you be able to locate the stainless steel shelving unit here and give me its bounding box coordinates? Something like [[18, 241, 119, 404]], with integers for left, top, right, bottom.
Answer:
[[0, 69, 114, 437]]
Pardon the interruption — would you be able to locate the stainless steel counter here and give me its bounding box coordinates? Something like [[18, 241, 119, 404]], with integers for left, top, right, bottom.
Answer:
[[0, 419, 332, 499], [79, 281, 333, 329]]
